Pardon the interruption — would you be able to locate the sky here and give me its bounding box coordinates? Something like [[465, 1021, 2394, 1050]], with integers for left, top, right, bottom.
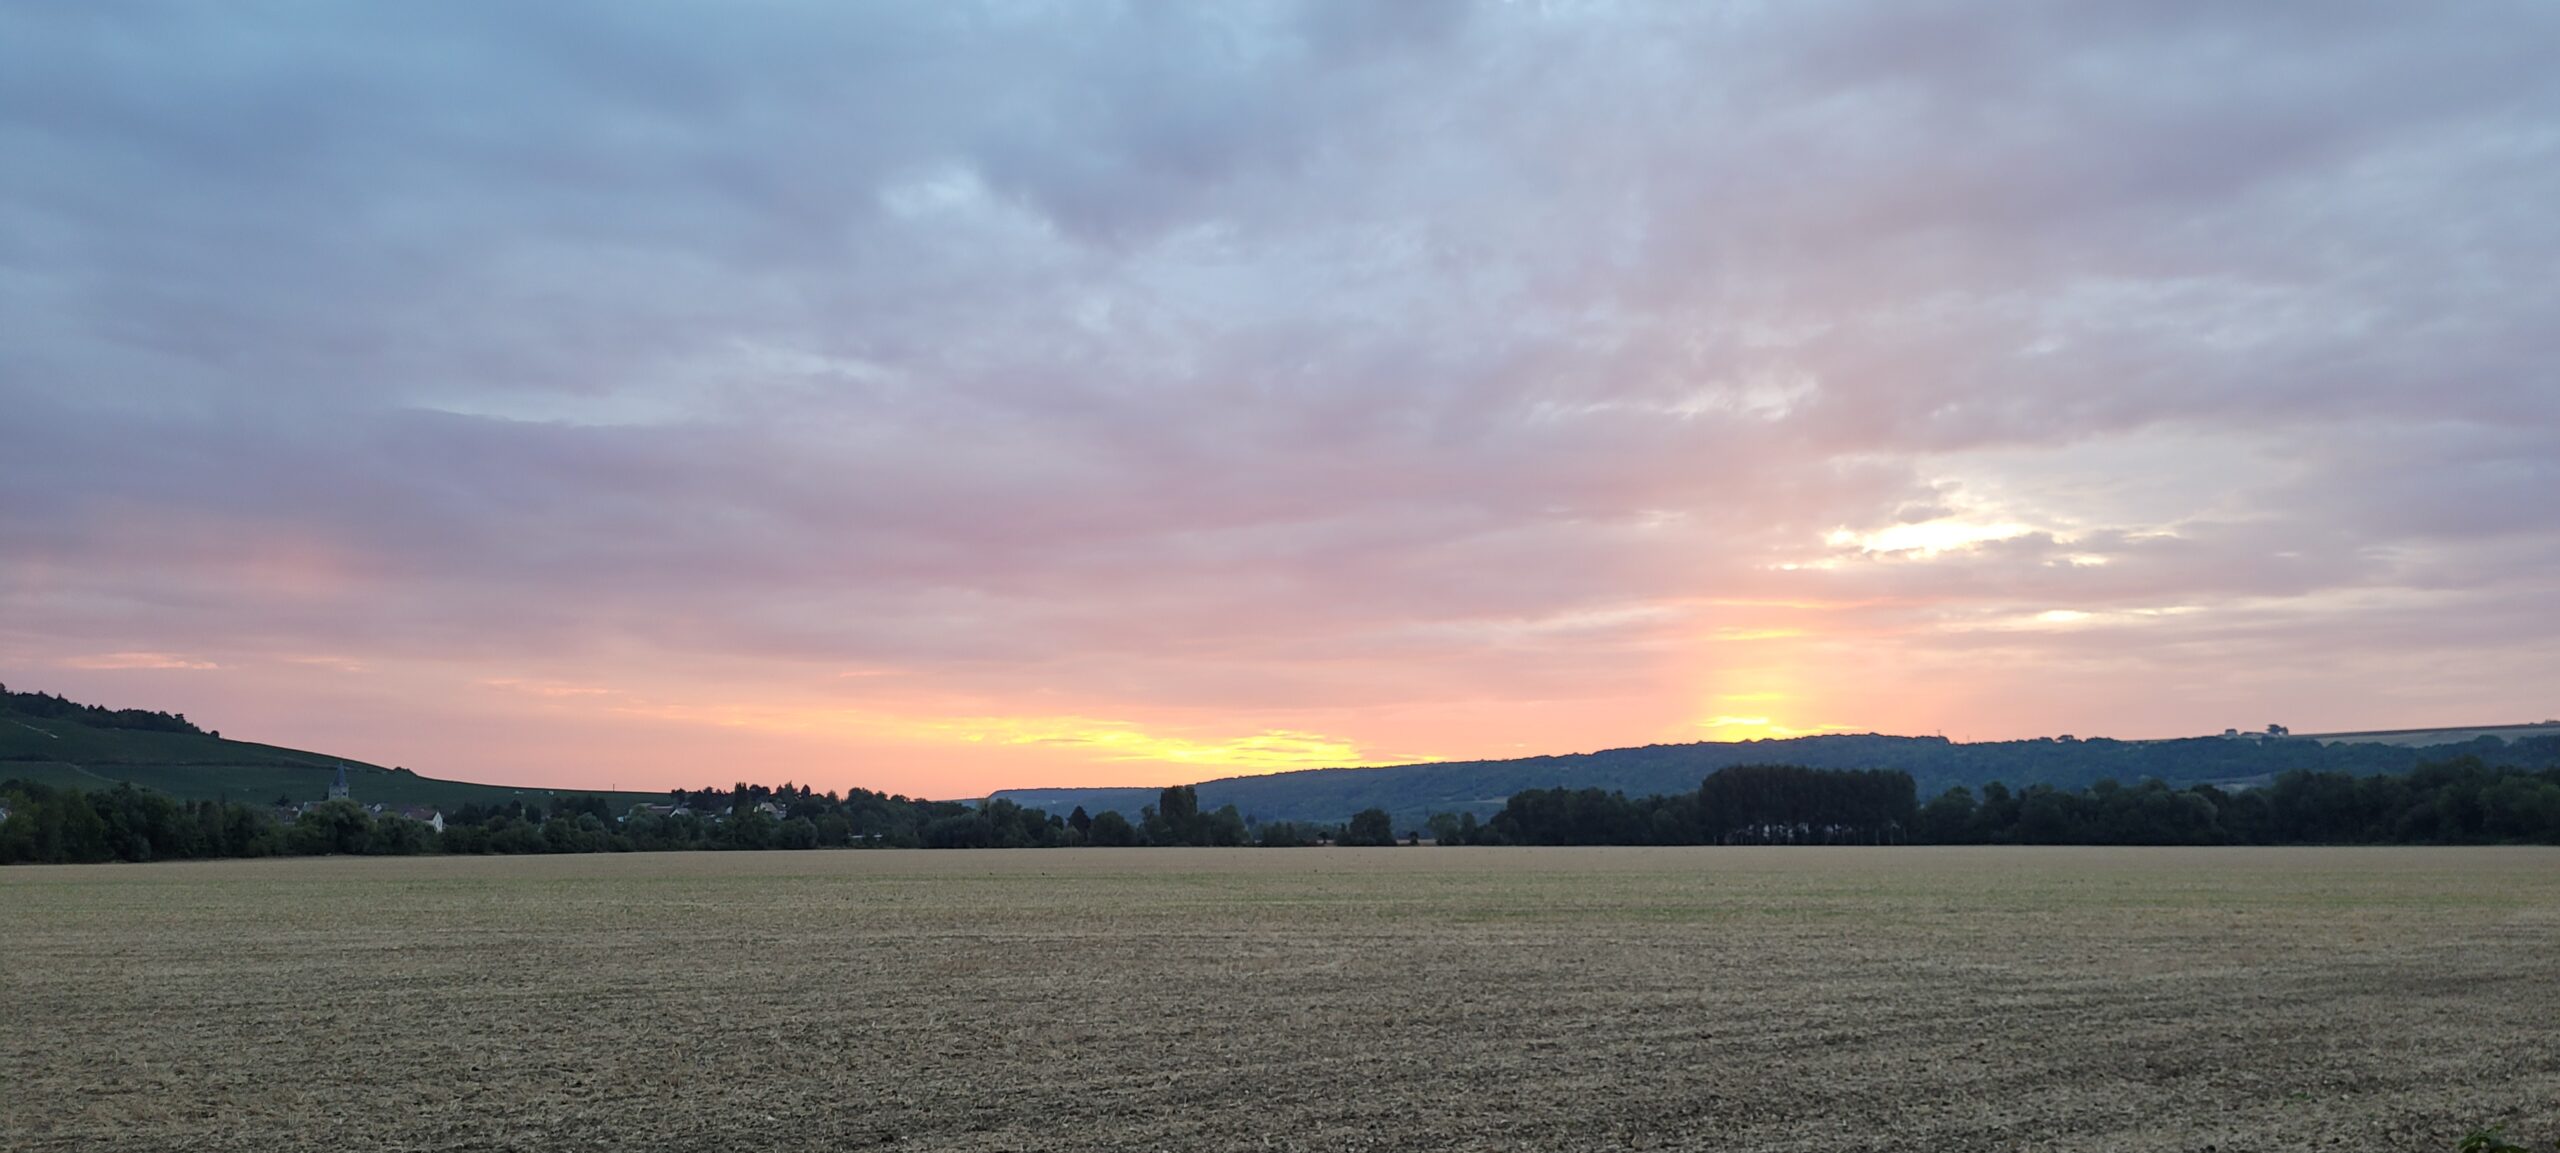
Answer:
[[4, 2, 2557, 799]]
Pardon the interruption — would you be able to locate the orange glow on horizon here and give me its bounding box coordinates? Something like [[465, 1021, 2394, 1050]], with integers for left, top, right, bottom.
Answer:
[[493, 685, 1429, 778], [1693, 714, 1852, 741]]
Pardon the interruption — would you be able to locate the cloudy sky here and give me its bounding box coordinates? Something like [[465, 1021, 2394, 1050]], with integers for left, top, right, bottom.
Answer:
[[5, 2, 2555, 798]]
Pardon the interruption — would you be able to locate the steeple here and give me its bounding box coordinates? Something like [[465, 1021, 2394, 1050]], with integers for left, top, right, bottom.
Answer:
[[328, 762, 350, 801]]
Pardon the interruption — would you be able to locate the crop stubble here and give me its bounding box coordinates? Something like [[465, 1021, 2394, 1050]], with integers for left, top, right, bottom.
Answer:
[[4, 847, 2556, 1151]]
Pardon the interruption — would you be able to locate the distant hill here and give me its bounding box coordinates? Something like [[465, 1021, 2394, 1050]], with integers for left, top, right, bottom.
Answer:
[[995, 729, 2560, 828], [17, 679, 2553, 828], [2297, 722, 2560, 747], [0, 689, 659, 812]]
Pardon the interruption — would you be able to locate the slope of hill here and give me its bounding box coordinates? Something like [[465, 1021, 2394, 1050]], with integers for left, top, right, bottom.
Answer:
[[0, 700, 655, 811], [2298, 722, 2560, 747], [994, 730, 2560, 827]]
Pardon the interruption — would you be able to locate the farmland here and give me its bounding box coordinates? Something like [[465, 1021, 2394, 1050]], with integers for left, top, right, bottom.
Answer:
[[4, 848, 2556, 1151]]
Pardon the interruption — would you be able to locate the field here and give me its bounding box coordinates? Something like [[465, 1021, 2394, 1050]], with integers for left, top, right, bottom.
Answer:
[[5, 848, 2557, 1151]]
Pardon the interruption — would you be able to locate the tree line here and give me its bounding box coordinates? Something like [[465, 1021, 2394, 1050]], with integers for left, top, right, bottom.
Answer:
[[1913, 755, 2560, 845], [11, 754, 2558, 865], [0, 683, 207, 735], [0, 779, 1404, 864], [1431, 764, 1918, 845], [1431, 756, 2560, 846], [1054, 731, 2560, 830]]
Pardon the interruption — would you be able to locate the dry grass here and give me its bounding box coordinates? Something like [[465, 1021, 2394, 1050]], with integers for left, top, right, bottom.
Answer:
[[5, 847, 2557, 1151]]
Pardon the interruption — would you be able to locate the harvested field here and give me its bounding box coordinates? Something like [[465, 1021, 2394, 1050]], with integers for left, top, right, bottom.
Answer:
[[5, 847, 2557, 1151]]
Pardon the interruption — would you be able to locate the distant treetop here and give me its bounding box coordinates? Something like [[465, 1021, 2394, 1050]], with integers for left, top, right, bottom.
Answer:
[[0, 684, 207, 736]]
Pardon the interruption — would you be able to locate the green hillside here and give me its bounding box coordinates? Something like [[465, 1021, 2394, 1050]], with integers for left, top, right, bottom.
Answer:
[[0, 701, 656, 812], [996, 730, 2560, 828]]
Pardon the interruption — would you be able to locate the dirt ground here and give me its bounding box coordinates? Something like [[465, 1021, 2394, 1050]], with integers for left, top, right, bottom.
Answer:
[[4, 847, 2556, 1151]]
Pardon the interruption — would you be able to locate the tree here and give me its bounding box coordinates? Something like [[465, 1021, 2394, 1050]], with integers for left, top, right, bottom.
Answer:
[[1158, 785, 1200, 824], [1087, 810, 1138, 847], [1697, 764, 1915, 845], [1255, 820, 1316, 848], [1156, 785, 1204, 845], [367, 816, 430, 855], [0, 801, 33, 864], [723, 808, 777, 851], [1203, 804, 1247, 847], [921, 813, 990, 849], [1343, 808, 1395, 847], [1916, 786, 1979, 844], [288, 800, 373, 856]]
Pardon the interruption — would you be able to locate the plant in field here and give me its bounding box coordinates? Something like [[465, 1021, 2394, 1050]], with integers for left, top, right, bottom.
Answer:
[[2458, 1126, 2551, 1153]]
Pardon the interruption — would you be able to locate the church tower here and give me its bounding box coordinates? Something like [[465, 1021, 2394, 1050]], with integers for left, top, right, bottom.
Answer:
[[328, 763, 350, 802]]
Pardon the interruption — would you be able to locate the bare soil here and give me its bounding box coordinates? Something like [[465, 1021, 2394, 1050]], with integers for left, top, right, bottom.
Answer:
[[5, 847, 2556, 1151]]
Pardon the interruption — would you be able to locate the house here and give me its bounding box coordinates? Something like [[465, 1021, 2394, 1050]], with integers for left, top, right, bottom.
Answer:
[[391, 806, 445, 834]]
